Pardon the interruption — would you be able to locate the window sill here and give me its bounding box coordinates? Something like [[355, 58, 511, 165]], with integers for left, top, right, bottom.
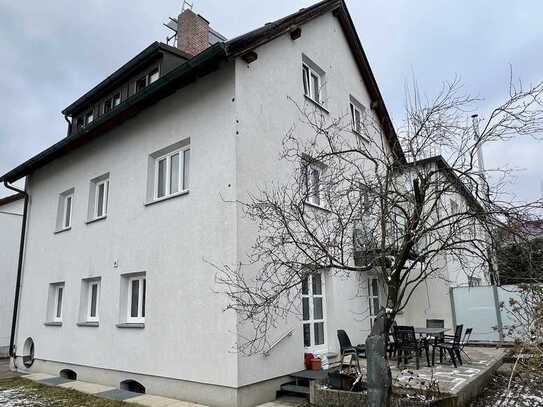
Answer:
[[77, 321, 99, 327], [116, 323, 145, 329], [304, 201, 330, 213], [54, 227, 71, 235], [304, 95, 329, 114], [86, 215, 107, 225], [144, 190, 189, 207], [44, 322, 62, 327], [352, 129, 370, 143]]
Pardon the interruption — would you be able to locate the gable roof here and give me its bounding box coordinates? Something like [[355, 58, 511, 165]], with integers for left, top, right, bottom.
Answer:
[[1, 0, 404, 184], [0, 193, 24, 207], [413, 155, 485, 213]]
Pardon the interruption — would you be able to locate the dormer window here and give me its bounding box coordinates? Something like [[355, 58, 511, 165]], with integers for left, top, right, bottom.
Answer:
[[148, 68, 159, 84], [135, 67, 160, 94], [103, 99, 112, 114], [113, 93, 121, 107], [76, 117, 84, 130], [85, 110, 94, 125], [136, 77, 147, 93]]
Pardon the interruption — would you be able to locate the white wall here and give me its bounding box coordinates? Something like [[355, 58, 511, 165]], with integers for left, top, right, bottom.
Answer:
[[16, 63, 240, 387], [0, 197, 23, 352], [233, 11, 390, 386]]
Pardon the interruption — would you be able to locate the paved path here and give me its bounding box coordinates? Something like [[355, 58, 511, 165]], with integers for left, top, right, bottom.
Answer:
[[24, 373, 207, 407]]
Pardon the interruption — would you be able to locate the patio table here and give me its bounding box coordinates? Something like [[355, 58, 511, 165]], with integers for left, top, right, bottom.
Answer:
[[414, 327, 449, 336]]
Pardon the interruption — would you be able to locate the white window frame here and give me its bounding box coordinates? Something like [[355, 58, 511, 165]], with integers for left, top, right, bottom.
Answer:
[[302, 63, 322, 105], [368, 276, 381, 329], [113, 92, 121, 107], [153, 147, 190, 200], [350, 101, 365, 134], [148, 68, 159, 84], [303, 161, 324, 208], [85, 110, 94, 125], [87, 280, 100, 322], [127, 276, 146, 323], [302, 272, 327, 352], [62, 193, 73, 230], [54, 285, 64, 322], [93, 179, 109, 219]]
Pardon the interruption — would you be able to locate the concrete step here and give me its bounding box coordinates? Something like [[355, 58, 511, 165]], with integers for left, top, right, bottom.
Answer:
[[280, 384, 310, 395]]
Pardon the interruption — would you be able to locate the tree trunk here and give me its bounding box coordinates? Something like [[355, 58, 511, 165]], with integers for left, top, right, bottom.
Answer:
[[366, 310, 392, 407]]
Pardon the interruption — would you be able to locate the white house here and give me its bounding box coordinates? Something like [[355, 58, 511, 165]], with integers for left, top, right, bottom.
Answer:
[[0, 193, 24, 356], [0, 1, 487, 406]]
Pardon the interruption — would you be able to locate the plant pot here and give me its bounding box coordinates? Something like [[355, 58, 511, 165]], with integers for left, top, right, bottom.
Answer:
[[311, 358, 322, 370]]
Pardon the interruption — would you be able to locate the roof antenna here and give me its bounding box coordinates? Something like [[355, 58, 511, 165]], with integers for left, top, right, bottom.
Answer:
[[163, 1, 195, 46]]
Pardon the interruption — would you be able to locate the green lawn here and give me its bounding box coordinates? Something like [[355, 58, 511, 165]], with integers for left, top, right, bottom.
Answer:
[[0, 377, 136, 406]]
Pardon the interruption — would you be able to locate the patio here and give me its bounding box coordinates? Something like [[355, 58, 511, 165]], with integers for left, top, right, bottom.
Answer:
[[316, 346, 508, 406]]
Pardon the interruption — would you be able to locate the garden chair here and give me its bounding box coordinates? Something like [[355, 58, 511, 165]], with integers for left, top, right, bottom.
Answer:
[[459, 327, 473, 361], [432, 324, 463, 368], [394, 325, 430, 369], [337, 329, 366, 358]]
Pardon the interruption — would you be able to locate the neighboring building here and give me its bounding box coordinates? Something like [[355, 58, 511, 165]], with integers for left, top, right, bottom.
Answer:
[[0, 193, 24, 356], [0, 1, 404, 405], [397, 156, 490, 331]]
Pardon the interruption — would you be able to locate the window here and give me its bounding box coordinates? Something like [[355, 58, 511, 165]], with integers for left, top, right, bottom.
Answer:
[[135, 76, 147, 93], [88, 175, 109, 220], [302, 55, 325, 106], [302, 63, 322, 104], [57, 189, 74, 232], [85, 110, 94, 125], [55, 285, 64, 321], [148, 68, 159, 84], [350, 96, 366, 134], [303, 160, 324, 207], [87, 280, 100, 321], [426, 319, 445, 329], [113, 93, 121, 107], [154, 148, 190, 200], [468, 277, 481, 287], [368, 277, 380, 329], [127, 276, 146, 323], [302, 272, 326, 350], [76, 117, 84, 130], [103, 98, 112, 114]]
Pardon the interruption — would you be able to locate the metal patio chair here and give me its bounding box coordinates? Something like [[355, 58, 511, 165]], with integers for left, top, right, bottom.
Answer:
[[432, 324, 463, 368], [394, 325, 430, 369]]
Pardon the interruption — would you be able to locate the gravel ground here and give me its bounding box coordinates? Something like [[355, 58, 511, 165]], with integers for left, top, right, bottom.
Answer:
[[0, 377, 130, 407], [471, 371, 543, 407]]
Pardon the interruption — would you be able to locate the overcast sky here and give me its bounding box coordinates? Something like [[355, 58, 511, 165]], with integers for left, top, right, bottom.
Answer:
[[0, 0, 541, 202]]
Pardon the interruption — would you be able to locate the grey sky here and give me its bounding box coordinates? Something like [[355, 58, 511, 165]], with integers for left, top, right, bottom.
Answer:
[[0, 0, 541, 202]]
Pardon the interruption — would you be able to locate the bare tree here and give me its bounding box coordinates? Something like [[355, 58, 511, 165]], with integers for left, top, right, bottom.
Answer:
[[215, 76, 543, 403]]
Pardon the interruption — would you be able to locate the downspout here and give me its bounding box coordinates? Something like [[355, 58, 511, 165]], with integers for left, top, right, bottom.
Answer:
[[4, 181, 29, 360], [64, 115, 72, 137]]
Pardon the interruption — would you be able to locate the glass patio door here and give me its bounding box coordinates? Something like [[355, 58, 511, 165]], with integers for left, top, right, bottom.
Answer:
[[302, 272, 327, 352]]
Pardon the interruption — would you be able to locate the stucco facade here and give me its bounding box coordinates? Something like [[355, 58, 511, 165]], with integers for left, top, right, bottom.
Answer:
[[8, 8, 388, 407], [0, 195, 23, 355]]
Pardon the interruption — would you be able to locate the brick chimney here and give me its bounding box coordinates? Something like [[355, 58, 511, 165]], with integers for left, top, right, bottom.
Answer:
[[177, 9, 210, 56]]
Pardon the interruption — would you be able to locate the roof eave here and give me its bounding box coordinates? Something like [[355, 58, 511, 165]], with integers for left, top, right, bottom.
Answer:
[[1, 43, 228, 184]]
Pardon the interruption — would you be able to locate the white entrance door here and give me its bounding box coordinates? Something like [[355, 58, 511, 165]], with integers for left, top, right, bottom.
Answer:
[[302, 272, 327, 352]]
